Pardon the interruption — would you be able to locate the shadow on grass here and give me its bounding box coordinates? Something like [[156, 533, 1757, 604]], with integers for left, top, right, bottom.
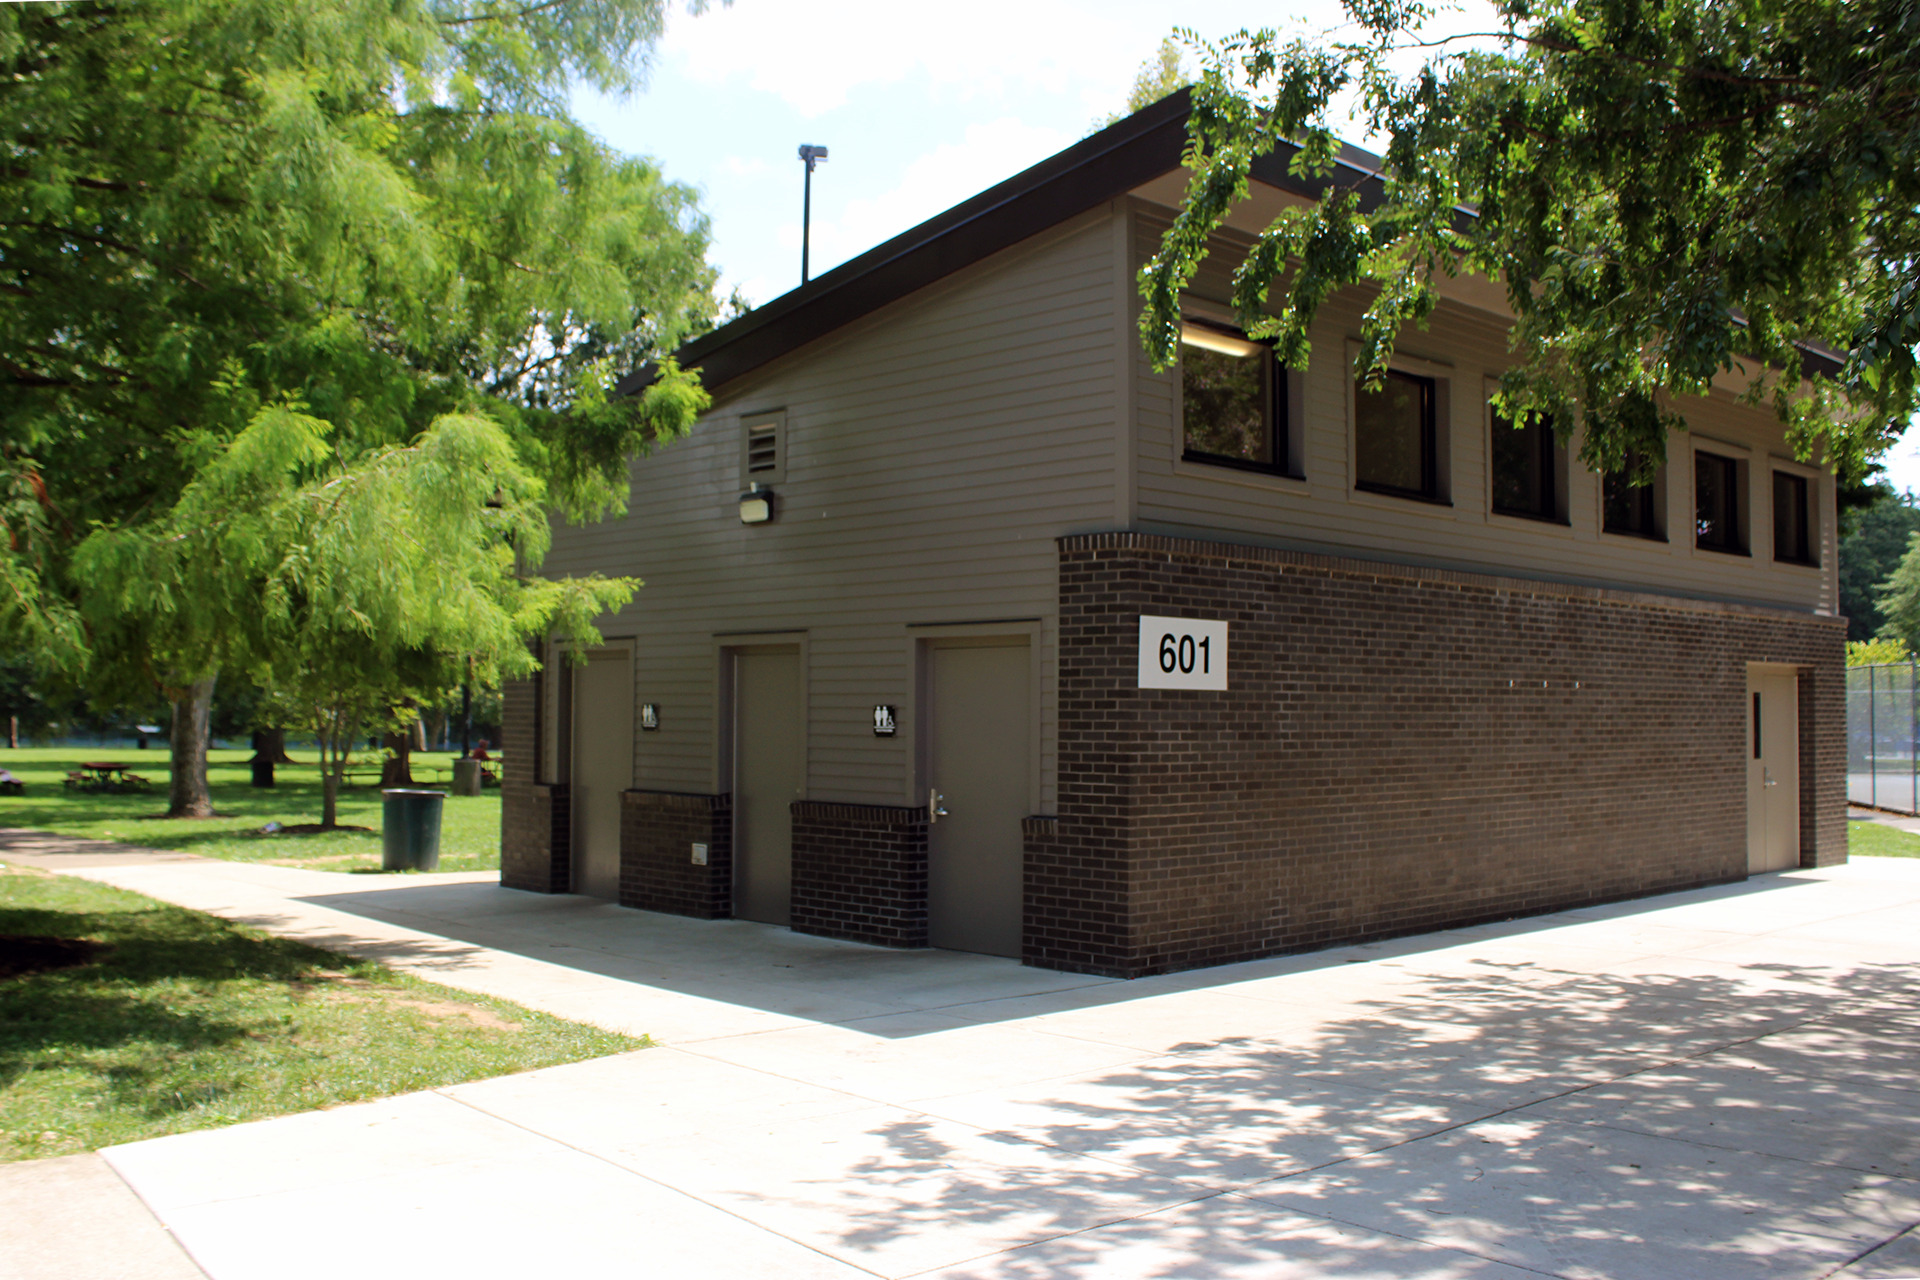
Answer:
[[0, 900, 346, 1099]]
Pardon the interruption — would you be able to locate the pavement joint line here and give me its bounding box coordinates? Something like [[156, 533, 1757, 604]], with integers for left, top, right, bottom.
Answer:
[[433, 1084, 904, 1279], [1546, 1111, 1920, 1184], [1822, 1216, 1920, 1278]]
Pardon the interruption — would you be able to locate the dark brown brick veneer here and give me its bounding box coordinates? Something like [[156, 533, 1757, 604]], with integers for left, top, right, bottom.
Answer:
[[500, 673, 572, 893], [620, 790, 733, 918], [1030, 532, 1847, 979], [790, 802, 928, 947]]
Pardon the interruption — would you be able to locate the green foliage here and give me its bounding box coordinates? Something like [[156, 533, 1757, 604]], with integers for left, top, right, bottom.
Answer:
[[76, 407, 638, 823], [2, 0, 716, 672], [1102, 37, 1196, 128], [1839, 491, 1920, 641], [1847, 637, 1911, 667], [0, 866, 640, 1161], [1140, 0, 1919, 483]]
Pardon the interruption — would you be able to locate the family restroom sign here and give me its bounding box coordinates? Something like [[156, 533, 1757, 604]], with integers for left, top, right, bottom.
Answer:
[[1137, 615, 1228, 690]]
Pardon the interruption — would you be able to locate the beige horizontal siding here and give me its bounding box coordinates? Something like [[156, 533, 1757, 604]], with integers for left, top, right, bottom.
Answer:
[[539, 209, 1122, 807], [1132, 207, 1840, 616]]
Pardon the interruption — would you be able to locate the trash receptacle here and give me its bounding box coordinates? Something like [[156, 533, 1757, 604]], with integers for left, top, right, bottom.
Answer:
[[451, 757, 483, 797], [381, 789, 446, 871], [250, 756, 275, 788]]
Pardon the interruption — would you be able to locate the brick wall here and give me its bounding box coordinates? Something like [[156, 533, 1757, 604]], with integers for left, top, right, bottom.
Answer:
[[790, 802, 929, 947], [500, 672, 573, 893], [1036, 532, 1848, 978], [620, 790, 732, 918]]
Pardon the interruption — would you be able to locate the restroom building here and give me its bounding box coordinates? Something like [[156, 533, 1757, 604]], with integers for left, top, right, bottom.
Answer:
[[499, 91, 1846, 979]]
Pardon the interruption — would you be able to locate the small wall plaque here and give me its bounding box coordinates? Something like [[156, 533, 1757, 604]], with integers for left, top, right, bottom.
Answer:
[[691, 842, 708, 866], [1138, 615, 1229, 691], [872, 704, 897, 737], [640, 703, 660, 731]]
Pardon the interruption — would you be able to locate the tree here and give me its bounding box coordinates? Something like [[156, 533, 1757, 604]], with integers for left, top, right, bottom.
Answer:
[[1840, 490, 1920, 641], [3, 0, 717, 802], [82, 407, 637, 828], [1102, 37, 1196, 128], [1141, 0, 1917, 484]]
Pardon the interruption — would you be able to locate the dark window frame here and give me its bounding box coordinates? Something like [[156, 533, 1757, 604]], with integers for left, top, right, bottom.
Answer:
[[1601, 449, 1665, 541], [1772, 469, 1816, 566], [1488, 409, 1565, 525], [1353, 368, 1441, 503], [1695, 449, 1747, 556], [1178, 320, 1294, 479]]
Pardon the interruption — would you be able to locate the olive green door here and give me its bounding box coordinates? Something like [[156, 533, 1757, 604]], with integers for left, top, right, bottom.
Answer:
[[734, 648, 803, 925], [572, 649, 632, 899], [927, 641, 1030, 957]]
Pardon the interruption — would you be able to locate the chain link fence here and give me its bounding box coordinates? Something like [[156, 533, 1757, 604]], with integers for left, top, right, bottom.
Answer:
[[1849, 661, 1920, 813]]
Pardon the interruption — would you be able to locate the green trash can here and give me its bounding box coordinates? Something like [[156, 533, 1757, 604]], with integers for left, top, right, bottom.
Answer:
[[381, 789, 445, 871]]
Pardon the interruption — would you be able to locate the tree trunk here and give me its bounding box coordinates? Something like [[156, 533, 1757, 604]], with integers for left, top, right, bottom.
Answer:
[[166, 674, 217, 818], [253, 727, 295, 764], [380, 729, 413, 787], [322, 769, 339, 829]]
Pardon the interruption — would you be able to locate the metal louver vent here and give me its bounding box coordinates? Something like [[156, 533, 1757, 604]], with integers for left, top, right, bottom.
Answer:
[[746, 423, 778, 474]]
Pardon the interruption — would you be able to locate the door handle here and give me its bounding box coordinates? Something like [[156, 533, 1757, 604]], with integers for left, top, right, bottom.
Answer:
[[928, 789, 949, 823]]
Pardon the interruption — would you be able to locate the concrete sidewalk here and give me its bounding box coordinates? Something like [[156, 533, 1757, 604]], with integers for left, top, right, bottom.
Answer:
[[5, 829, 1920, 1279]]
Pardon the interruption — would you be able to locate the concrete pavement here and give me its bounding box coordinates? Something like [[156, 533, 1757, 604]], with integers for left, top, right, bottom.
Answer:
[[4, 828, 1920, 1278]]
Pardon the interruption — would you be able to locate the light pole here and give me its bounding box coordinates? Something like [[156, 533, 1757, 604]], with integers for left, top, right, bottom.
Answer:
[[798, 144, 828, 284]]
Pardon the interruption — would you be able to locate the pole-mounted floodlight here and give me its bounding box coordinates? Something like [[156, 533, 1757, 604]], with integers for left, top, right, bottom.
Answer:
[[798, 144, 828, 284]]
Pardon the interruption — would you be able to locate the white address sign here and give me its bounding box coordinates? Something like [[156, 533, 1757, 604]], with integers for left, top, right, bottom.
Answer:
[[1137, 615, 1229, 690]]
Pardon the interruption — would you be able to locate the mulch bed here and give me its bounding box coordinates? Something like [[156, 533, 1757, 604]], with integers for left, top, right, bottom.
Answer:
[[267, 824, 374, 835], [0, 935, 109, 980]]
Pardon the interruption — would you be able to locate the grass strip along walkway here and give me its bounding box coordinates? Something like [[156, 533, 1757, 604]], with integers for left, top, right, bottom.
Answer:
[[0, 864, 641, 1162], [0, 747, 500, 873]]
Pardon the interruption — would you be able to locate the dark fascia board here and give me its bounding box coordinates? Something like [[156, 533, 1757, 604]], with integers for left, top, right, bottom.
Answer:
[[615, 90, 1197, 400], [620, 88, 1843, 395]]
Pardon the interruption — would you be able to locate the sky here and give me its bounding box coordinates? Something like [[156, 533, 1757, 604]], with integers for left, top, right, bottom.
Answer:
[[569, 0, 1920, 496]]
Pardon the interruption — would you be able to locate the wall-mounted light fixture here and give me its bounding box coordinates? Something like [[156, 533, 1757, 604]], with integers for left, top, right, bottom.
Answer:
[[640, 703, 660, 731], [739, 483, 775, 525]]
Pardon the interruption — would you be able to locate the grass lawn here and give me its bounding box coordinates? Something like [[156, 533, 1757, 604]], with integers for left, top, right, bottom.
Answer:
[[0, 865, 640, 1161], [0, 746, 498, 873], [1848, 819, 1920, 858]]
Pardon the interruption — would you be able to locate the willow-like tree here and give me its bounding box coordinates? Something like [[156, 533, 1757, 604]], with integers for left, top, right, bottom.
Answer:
[[2, 0, 714, 812], [1141, 0, 1917, 482], [80, 408, 636, 827]]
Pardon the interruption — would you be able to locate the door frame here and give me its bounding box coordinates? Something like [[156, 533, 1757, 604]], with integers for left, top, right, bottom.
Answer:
[[908, 620, 1044, 817], [551, 636, 637, 788], [711, 631, 809, 800], [563, 638, 637, 896], [1745, 660, 1804, 874]]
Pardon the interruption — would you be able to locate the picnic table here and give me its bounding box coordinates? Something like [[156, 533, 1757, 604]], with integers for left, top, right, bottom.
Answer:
[[66, 761, 152, 793]]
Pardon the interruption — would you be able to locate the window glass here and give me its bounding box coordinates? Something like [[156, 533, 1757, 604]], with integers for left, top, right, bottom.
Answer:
[[1602, 449, 1660, 537], [1355, 370, 1436, 498], [1490, 411, 1555, 520], [1181, 324, 1275, 469], [1696, 451, 1740, 551], [1774, 471, 1812, 563]]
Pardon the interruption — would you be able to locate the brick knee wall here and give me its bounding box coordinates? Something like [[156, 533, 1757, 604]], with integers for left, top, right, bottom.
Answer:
[[502, 783, 570, 893], [791, 802, 928, 947], [501, 672, 573, 893], [1040, 533, 1848, 979], [620, 790, 732, 918]]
